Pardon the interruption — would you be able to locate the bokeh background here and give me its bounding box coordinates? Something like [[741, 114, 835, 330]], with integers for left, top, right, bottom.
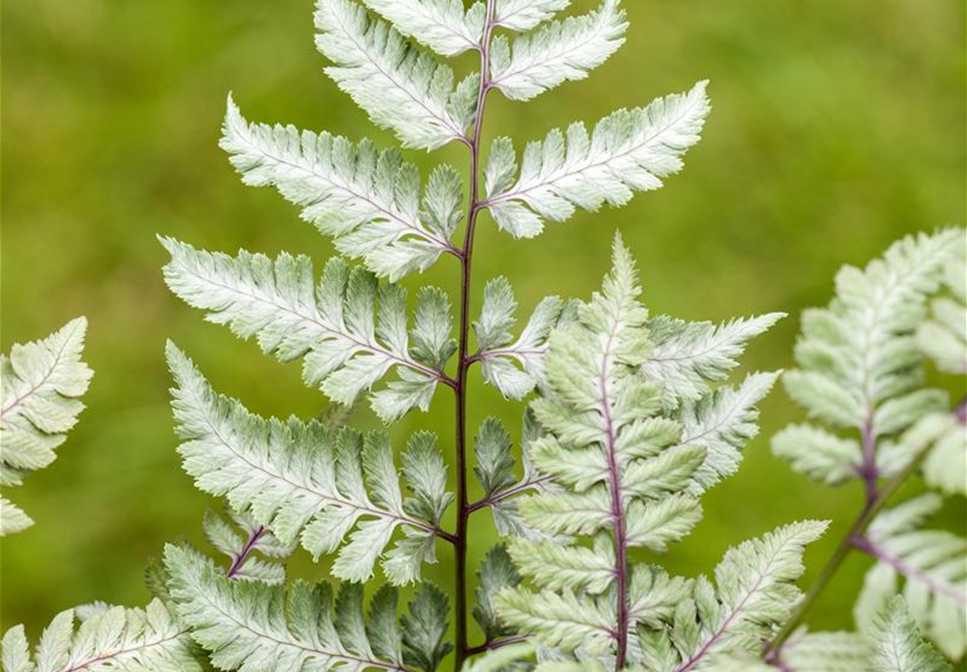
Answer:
[[2, 0, 965, 648]]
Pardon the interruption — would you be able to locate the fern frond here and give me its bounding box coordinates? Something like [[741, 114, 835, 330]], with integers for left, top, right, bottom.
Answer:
[[0, 600, 201, 672], [635, 521, 828, 671], [221, 98, 461, 280], [676, 371, 779, 493], [202, 508, 296, 584], [917, 250, 967, 375], [641, 313, 784, 405], [782, 229, 960, 431], [771, 424, 862, 486], [777, 629, 871, 672], [493, 0, 569, 31], [489, 0, 627, 102], [494, 589, 615, 656], [473, 277, 575, 399], [483, 82, 710, 237], [164, 545, 452, 672], [359, 0, 482, 56], [314, 0, 473, 150], [854, 494, 966, 660], [472, 545, 523, 643], [0, 317, 93, 536], [161, 239, 454, 422], [167, 345, 453, 585], [867, 596, 951, 672]]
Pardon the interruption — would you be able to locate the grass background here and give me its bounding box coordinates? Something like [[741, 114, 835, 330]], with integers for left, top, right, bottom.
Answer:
[[2, 0, 965, 649]]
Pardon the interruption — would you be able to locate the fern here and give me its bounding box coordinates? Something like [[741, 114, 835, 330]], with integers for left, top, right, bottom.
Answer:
[[202, 507, 296, 584], [0, 317, 93, 536], [767, 228, 967, 667], [492, 236, 807, 670], [164, 545, 451, 672], [161, 240, 455, 422], [483, 82, 710, 238], [167, 344, 454, 585], [0, 600, 200, 672]]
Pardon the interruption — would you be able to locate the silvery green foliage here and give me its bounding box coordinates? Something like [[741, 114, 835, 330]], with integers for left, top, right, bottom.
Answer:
[[853, 495, 966, 660], [770, 629, 871, 672], [916, 252, 967, 375], [493, 237, 814, 669], [202, 508, 296, 584], [314, 0, 477, 150], [473, 278, 577, 399], [161, 239, 455, 423], [164, 545, 452, 672], [159, 1, 719, 670], [484, 82, 710, 238], [0, 600, 201, 672], [771, 229, 967, 663], [772, 230, 963, 486], [221, 98, 462, 281], [488, 0, 627, 102], [0, 317, 93, 536], [167, 345, 453, 585], [867, 596, 951, 672]]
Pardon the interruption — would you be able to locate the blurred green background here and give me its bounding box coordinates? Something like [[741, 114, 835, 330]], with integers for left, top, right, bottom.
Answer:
[[2, 0, 965, 647]]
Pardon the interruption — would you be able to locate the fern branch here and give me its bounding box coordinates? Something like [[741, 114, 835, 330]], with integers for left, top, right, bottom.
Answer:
[[167, 345, 455, 585]]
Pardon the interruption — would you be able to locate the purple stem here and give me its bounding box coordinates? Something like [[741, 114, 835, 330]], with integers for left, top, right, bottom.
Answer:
[[852, 534, 967, 606], [227, 525, 265, 579], [465, 635, 530, 656], [597, 322, 629, 670], [453, 4, 497, 668], [858, 416, 879, 504]]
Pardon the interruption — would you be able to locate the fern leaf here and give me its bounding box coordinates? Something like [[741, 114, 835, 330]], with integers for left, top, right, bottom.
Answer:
[[202, 508, 296, 584], [164, 545, 449, 672], [221, 98, 461, 280], [500, 235, 710, 662], [770, 629, 871, 672], [868, 596, 951, 672], [641, 313, 784, 405], [401, 584, 454, 672], [0, 600, 201, 672], [167, 345, 452, 585], [0, 317, 93, 536], [917, 250, 967, 375], [360, 0, 482, 56], [494, 0, 569, 31], [161, 239, 453, 422], [782, 229, 961, 431], [677, 371, 779, 493], [473, 277, 575, 399], [314, 0, 471, 150], [484, 82, 710, 237], [634, 521, 827, 671], [472, 545, 523, 643], [489, 0, 627, 102], [771, 424, 862, 486], [494, 589, 615, 656], [854, 494, 966, 660]]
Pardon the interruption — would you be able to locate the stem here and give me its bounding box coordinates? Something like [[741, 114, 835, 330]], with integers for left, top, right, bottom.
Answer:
[[852, 535, 967, 605], [227, 525, 266, 579], [766, 406, 956, 653], [453, 6, 497, 669], [466, 635, 530, 656]]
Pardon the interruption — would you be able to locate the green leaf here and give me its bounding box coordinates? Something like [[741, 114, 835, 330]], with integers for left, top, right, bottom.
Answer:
[[771, 424, 862, 486], [493, 0, 570, 32], [0, 317, 93, 536], [484, 82, 710, 238], [474, 418, 517, 496], [917, 250, 967, 375], [161, 240, 452, 422], [167, 345, 451, 585], [1, 599, 201, 672], [868, 596, 952, 672], [359, 0, 482, 56], [314, 0, 471, 149], [202, 508, 296, 584], [472, 544, 523, 642], [402, 585, 454, 672], [220, 98, 458, 280], [489, 0, 627, 102], [164, 544, 418, 672]]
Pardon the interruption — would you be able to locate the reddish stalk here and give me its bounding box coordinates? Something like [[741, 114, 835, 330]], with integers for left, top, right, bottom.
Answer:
[[453, 3, 497, 668]]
